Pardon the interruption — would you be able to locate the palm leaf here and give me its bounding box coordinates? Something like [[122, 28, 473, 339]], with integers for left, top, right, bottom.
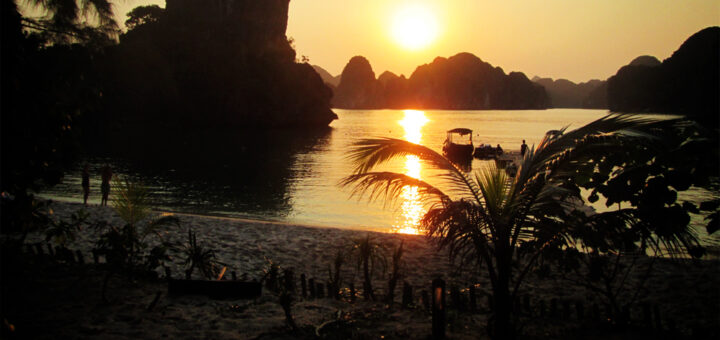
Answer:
[[346, 138, 482, 202], [340, 171, 448, 209]]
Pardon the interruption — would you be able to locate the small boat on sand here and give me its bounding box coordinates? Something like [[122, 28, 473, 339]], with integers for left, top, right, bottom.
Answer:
[[473, 144, 503, 159], [442, 128, 474, 164]]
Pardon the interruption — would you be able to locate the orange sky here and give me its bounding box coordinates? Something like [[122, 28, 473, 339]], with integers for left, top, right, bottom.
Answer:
[[34, 0, 720, 83]]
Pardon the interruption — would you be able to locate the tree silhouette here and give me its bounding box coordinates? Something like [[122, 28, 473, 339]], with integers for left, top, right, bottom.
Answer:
[[341, 114, 704, 339]]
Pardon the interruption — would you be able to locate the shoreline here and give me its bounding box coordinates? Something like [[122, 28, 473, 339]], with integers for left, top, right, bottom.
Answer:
[[10, 199, 720, 338]]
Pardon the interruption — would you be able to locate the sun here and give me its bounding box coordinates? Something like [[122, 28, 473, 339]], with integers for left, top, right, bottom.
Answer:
[[391, 5, 438, 50]]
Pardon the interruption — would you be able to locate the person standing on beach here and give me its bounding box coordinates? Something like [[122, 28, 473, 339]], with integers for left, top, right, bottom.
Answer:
[[520, 140, 528, 157], [82, 164, 90, 205], [100, 165, 113, 206]]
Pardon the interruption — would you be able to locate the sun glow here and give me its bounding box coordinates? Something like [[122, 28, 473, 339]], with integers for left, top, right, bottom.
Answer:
[[391, 5, 438, 50], [393, 110, 430, 235]]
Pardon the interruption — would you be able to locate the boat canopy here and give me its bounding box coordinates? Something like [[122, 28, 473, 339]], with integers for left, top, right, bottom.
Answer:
[[447, 128, 472, 135]]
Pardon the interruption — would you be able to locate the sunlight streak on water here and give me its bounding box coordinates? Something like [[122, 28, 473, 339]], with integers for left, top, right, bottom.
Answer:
[[393, 110, 429, 235]]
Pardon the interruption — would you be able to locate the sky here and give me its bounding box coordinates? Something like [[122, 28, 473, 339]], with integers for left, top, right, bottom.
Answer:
[[35, 0, 720, 83]]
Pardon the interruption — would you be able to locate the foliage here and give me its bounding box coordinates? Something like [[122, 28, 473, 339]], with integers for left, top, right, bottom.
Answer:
[[125, 5, 164, 31], [555, 249, 656, 322], [1, 1, 109, 198], [341, 114, 706, 339], [181, 227, 222, 280], [386, 240, 405, 304], [94, 178, 178, 276], [0, 194, 51, 243], [327, 247, 347, 300], [22, 0, 119, 45], [111, 177, 151, 226], [45, 209, 89, 246], [350, 235, 386, 301]]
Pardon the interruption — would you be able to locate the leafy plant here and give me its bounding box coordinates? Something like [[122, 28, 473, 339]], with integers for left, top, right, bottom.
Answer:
[[93, 177, 178, 279], [45, 209, 89, 247], [386, 240, 405, 304], [181, 227, 222, 280], [327, 246, 347, 300], [350, 235, 386, 301]]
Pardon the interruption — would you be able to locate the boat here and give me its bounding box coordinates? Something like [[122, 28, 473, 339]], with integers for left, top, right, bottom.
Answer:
[[473, 144, 503, 159], [442, 128, 474, 164]]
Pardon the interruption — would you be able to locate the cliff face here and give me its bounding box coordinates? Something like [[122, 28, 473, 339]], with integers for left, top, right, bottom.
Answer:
[[332, 56, 380, 109], [102, 0, 336, 133], [312, 65, 340, 88], [607, 27, 719, 124], [533, 77, 607, 108], [331, 52, 548, 110]]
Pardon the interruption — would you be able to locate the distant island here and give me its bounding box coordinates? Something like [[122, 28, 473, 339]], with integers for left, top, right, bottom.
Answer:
[[316, 27, 718, 117], [607, 26, 719, 124], [330, 53, 548, 110], [531, 77, 607, 109]]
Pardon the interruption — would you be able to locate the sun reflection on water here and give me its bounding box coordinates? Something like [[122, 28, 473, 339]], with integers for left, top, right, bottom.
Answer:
[[392, 110, 429, 235]]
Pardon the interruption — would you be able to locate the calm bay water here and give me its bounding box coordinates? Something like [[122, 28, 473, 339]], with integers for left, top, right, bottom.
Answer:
[[39, 109, 718, 246]]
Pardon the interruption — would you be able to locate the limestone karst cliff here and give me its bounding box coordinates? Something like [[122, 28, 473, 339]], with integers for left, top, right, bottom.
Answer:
[[607, 27, 719, 124], [101, 0, 337, 135], [331, 53, 548, 110]]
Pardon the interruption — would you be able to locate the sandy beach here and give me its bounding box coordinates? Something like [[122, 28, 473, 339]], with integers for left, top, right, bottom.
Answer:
[[3, 200, 719, 339]]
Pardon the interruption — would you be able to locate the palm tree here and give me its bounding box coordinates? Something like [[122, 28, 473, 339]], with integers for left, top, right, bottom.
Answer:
[[21, 0, 118, 43], [341, 114, 701, 339]]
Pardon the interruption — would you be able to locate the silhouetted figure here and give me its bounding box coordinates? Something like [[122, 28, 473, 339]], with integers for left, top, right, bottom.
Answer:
[[520, 140, 528, 157], [81, 164, 90, 205], [496, 144, 503, 155], [100, 165, 113, 206]]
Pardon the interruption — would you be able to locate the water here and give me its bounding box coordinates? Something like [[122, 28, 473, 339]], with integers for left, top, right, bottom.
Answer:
[[38, 109, 718, 247]]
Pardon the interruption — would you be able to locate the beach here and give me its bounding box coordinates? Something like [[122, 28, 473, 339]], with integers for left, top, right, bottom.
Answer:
[[4, 200, 719, 339]]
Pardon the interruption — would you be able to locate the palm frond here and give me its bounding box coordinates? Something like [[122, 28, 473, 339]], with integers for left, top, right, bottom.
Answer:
[[340, 171, 448, 208], [141, 215, 180, 240], [346, 138, 482, 202], [112, 177, 151, 227]]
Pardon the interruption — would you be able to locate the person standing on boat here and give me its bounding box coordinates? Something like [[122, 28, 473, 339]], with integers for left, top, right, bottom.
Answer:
[[82, 164, 90, 205], [100, 165, 113, 206], [520, 140, 528, 157]]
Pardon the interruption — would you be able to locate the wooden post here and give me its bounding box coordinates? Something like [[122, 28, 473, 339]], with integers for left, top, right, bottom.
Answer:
[[75, 250, 84, 264], [147, 291, 162, 311], [231, 271, 237, 281], [308, 278, 316, 299], [432, 279, 446, 340], [592, 304, 600, 320], [316, 282, 325, 299], [300, 274, 307, 298], [469, 285, 477, 312], [402, 281, 413, 308], [450, 285, 462, 311], [326, 281, 334, 300], [642, 303, 652, 326], [576, 301, 585, 320], [653, 305, 662, 330], [621, 305, 630, 325], [422, 290, 430, 311], [349, 283, 356, 303], [523, 295, 531, 316], [283, 269, 295, 295]]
